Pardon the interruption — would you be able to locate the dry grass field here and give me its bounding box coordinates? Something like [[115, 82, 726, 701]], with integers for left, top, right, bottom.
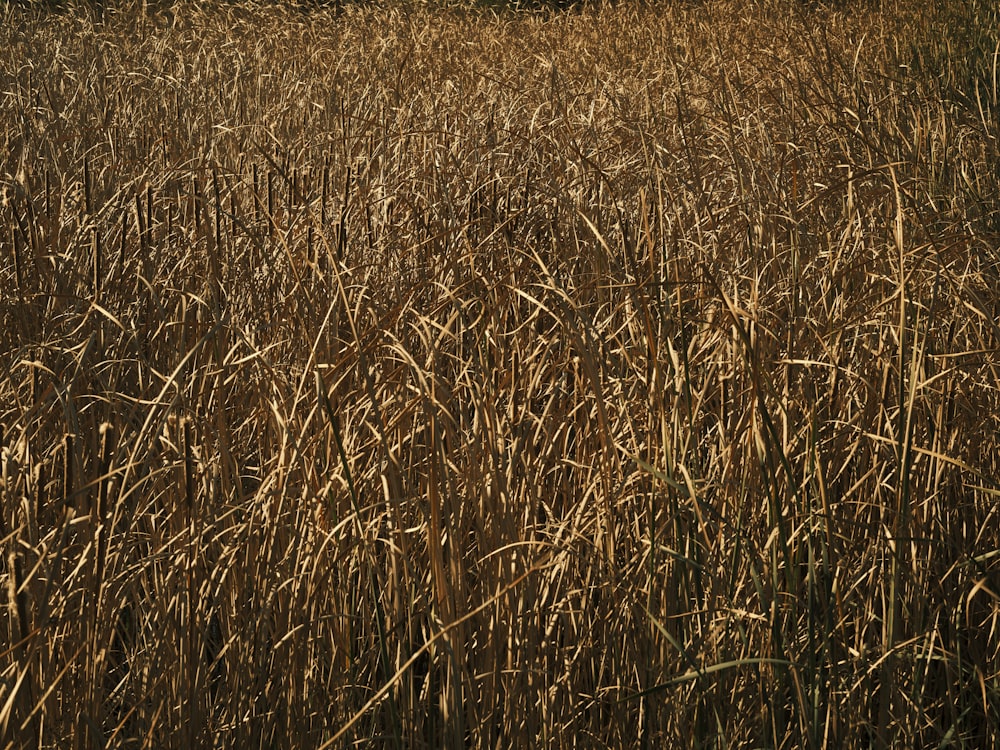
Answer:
[[1, 0, 999, 746]]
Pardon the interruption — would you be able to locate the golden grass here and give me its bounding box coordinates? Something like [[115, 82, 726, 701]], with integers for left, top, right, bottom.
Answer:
[[1, 0, 999, 746]]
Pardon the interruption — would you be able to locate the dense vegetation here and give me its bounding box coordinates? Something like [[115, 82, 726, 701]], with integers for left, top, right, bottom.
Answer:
[[2, 0, 998, 746]]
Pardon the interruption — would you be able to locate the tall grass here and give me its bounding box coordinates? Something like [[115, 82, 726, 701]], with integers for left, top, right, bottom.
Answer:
[[1, 0, 998, 746]]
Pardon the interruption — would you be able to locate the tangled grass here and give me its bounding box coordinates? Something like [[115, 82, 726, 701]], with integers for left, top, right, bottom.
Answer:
[[1, 0, 999, 746]]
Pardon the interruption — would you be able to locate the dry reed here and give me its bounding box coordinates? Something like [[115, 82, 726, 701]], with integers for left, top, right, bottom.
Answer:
[[1, 0, 999, 746]]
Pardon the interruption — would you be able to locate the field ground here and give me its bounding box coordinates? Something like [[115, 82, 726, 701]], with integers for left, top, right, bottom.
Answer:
[[2, 0, 999, 746]]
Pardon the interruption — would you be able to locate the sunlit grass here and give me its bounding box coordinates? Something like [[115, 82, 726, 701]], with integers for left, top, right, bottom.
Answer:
[[1, 0, 999, 746]]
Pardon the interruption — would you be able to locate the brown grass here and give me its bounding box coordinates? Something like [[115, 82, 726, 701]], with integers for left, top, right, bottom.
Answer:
[[1, 0, 999, 746]]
